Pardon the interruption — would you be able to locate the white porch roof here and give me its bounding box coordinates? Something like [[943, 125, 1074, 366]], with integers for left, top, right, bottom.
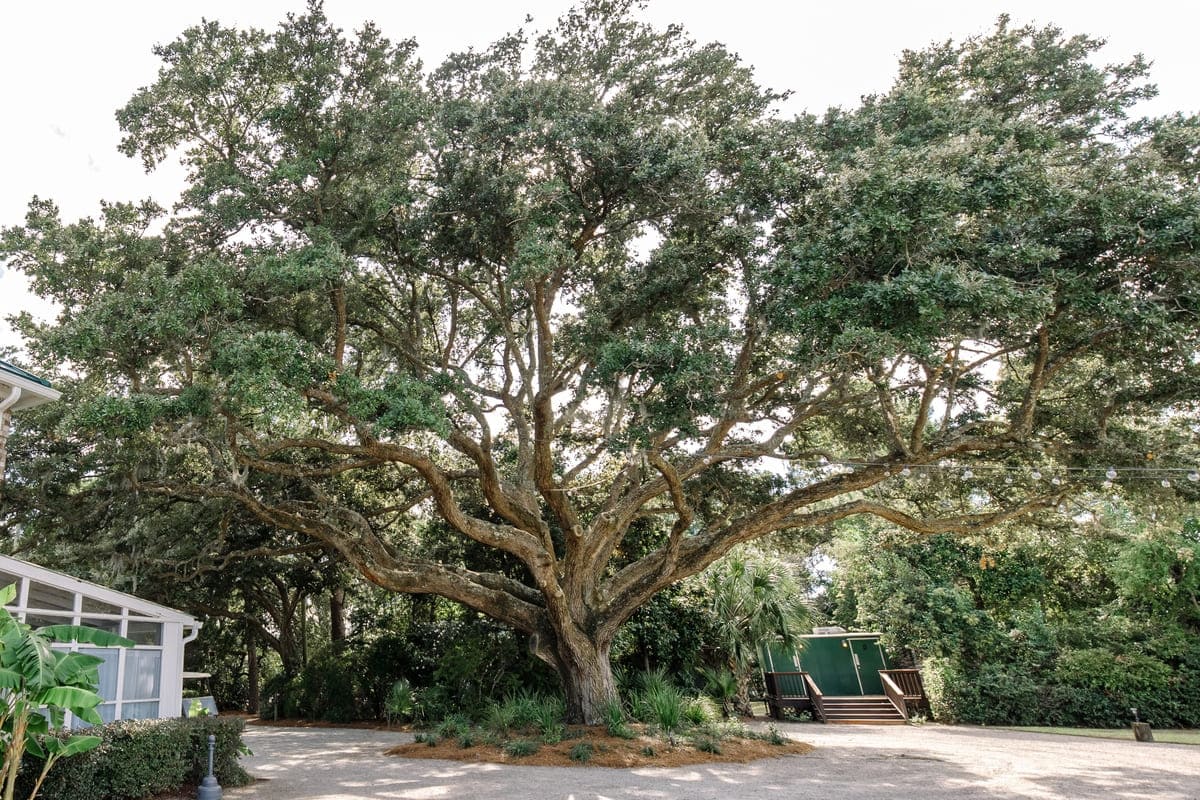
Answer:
[[0, 554, 197, 624], [0, 360, 61, 411]]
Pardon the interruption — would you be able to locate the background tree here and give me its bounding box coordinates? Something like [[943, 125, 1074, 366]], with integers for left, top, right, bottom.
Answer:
[[818, 501, 1200, 726], [3, 3, 1200, 722]]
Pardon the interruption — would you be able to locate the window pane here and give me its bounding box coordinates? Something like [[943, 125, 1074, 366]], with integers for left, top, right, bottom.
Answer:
[[80, 617, 121, 635], [122, 701, 160, 720], [27, 582, 75, 611], [97, 703, 116, 724], [123, 650, 161, 700], [26, 613, 73, 629], [81, 597, 121, 615], [126, 621, 162, 646], [0, 572, 21, 602], [79, 648, 119, 699]]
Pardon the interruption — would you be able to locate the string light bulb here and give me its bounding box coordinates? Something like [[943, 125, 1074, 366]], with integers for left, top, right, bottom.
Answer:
[[1106, 467, 1118, 480]]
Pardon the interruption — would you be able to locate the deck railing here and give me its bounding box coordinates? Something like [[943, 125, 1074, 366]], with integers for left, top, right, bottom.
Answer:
[[801, 672, 826, 722], [879, 669, 925, 702], [879, 671, 909, 720], [763, 670, 808, 699]]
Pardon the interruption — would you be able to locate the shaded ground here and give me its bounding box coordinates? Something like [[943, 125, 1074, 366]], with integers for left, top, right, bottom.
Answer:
[[223, 720, 1200, 799], [386, 724, 810, 767]]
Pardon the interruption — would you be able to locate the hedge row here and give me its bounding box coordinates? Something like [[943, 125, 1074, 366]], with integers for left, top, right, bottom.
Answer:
[[923, 656, 1200, 728], [18, 716, 251, 800]]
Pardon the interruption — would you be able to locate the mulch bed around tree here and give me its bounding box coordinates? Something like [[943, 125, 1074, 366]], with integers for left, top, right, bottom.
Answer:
[[386, 726, 813, 768]]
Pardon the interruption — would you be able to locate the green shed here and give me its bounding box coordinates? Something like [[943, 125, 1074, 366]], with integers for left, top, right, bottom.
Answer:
[[762, 631, 892, 696], [761, 629, 927, 722]]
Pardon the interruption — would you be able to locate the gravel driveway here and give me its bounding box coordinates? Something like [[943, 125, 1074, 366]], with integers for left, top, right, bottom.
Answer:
[[224, 721, 1200, 799]]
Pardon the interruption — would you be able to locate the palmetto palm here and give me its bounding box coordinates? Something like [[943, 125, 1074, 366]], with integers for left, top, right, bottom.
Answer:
[[0, 583, 132, 800], [705, 549, 810, 715]]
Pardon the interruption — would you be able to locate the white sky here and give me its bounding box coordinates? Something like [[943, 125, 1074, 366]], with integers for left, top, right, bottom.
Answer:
[[2, 0, 1198, 353]]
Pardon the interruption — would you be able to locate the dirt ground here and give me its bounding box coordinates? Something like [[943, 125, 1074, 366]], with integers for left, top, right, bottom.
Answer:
[[220, 720, 1200, 799]]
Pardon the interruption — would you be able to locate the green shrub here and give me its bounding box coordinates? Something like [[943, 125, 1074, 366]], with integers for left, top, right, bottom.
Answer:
[[1056, 648, 1172, 695], [483, 702, 516, 735], [698, 666, 738, 716], [457, 732, 477, 749], [925, 649, 1189, 728], [411, 686, 454, 724], [682, 695, 718, 726], [296, 646, 361, 722], [20, 717, 250, 800], [434, 713, 470, 740], [693, 719, 746, 741], [384, 678, 415, 726], [692, 734, 721, 754]]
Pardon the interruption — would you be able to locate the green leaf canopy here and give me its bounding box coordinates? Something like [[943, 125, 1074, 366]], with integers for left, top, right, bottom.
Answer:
[[3, 3, 1199, 722]]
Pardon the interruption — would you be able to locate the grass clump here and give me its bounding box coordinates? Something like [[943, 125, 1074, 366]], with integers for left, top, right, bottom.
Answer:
[[639, 685, 684, 740], [631, 669, 686, 736], [457, 731, 477, 749], [502, 739, 540, 758], [692, 735, 722, 754], [764, 725, 787, 746], [569, 742, 594, 763], [541, 723, 565, 744], [599, 698, 636, 739]]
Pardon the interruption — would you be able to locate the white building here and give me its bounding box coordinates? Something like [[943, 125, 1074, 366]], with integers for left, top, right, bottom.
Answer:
[[1, 359, 202, 723], [0, 555, 201, 724]]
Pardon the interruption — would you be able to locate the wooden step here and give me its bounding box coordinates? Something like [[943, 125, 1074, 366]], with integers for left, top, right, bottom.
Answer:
[[819, 695, 906, 724]]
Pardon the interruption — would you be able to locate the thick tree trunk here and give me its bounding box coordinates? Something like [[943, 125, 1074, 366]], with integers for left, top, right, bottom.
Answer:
[[329, 587, 346, 643], [550, 630, 618, 725], [246, 626, 260, 714], [733, 670, 756, 718]]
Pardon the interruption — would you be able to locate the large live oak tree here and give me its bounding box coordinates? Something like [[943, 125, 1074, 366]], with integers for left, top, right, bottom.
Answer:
[[4, 3, 1199, 721]]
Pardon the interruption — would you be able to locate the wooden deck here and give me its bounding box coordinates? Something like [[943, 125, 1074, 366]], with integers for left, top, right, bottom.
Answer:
[[763, 668, 929, 724]]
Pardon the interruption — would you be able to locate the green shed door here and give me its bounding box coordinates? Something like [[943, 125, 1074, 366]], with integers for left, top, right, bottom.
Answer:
[[849, 638, 888, 695], [798, 637, 860, 695]]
